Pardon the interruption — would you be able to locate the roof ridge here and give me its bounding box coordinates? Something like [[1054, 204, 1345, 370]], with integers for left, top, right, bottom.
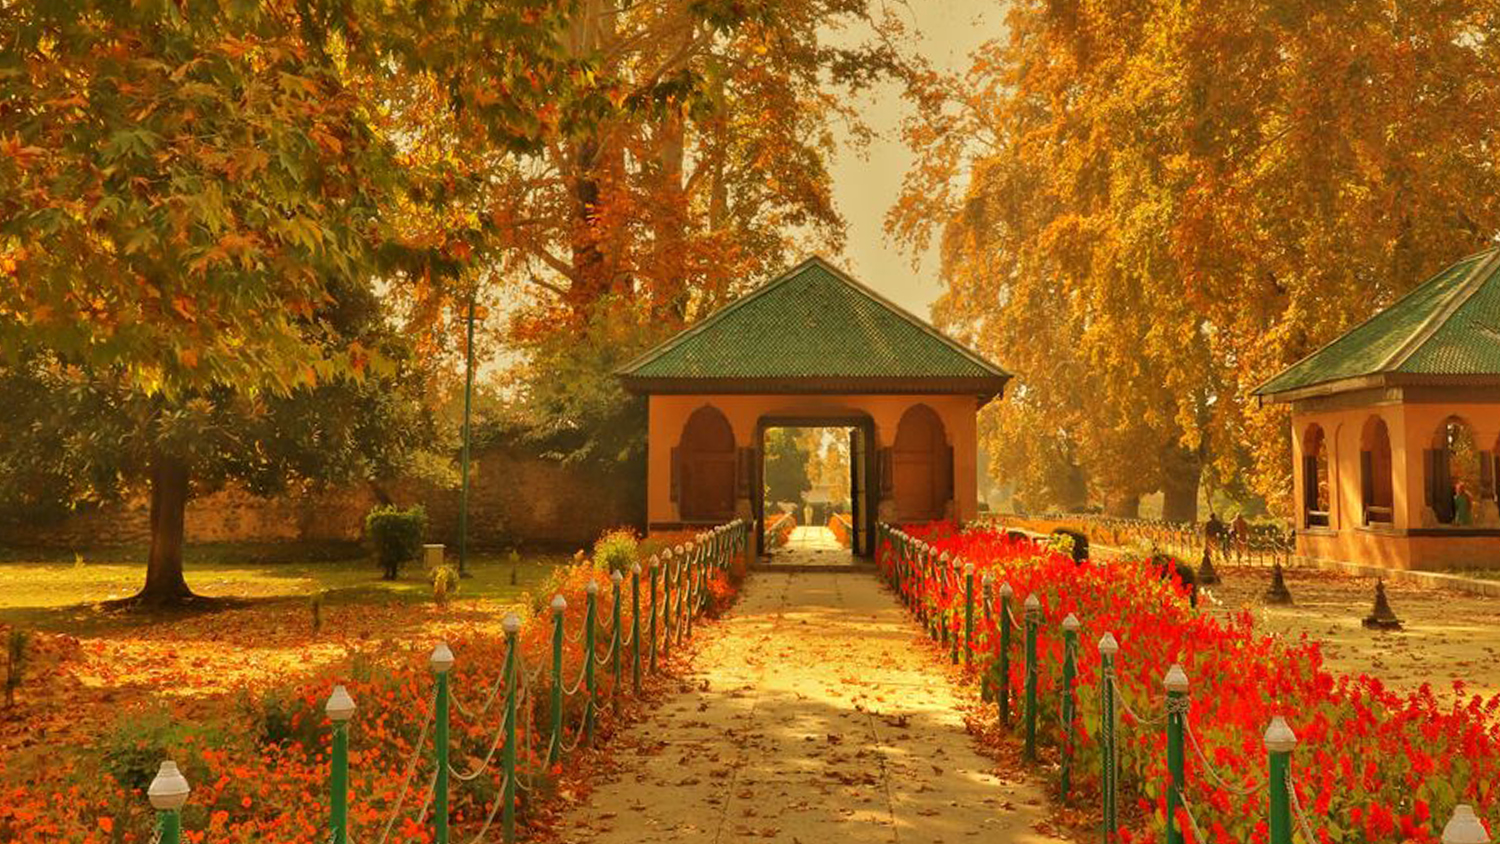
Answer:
[[615, 255, 1011, 380], [612, 256, 822, 377], [1378, 248, 1500, 373], [1251, 247, 1497, 397], [802, 258, 1012, 378]]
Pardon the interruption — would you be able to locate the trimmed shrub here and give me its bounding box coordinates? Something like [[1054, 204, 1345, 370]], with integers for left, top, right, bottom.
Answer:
[[592, 528, 638, 574], [432, 564, 460, 605], [365, 505, 427, 580]]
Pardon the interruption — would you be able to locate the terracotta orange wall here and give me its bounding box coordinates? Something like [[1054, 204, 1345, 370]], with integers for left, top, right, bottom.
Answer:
[[1291, 399, 1500, 570], [647, 393, 980, 526]]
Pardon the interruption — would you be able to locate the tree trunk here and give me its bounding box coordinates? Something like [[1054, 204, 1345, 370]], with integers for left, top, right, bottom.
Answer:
[[1103, 490, 1141, 518], [1160, 446, 1202, 524], [137, 451, 194, 605]]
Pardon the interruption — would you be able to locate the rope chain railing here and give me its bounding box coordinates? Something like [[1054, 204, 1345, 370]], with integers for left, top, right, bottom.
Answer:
[[139, 519, 750, 844], [869, 522, 1493, 844]]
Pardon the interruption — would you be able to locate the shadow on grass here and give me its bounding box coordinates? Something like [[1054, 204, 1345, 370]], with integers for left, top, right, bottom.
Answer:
[[0, 547, 570, 638]]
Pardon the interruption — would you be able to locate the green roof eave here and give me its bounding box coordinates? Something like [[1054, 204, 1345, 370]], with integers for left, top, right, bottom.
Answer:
[[615, 256, 1012, 399], [1253, 247, 1500, 402]]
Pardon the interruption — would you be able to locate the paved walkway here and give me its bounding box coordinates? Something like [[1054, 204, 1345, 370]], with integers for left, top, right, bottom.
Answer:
[[556, 561, 1068, 844], [766, 525, 857, 571]]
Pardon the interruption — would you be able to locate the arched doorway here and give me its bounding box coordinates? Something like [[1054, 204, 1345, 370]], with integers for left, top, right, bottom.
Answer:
[[1359, 416, 1394, 525], [1301, 424, 1330, 528], [1427, 416, 1481, 525], [893, 404, 951, 522], [676, 406, 736, 522]]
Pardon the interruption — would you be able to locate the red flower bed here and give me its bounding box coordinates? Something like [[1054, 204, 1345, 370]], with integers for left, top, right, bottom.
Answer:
[[882, 522, 1500, 844]]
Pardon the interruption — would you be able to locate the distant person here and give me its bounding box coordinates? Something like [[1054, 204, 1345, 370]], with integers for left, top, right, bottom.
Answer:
[[1454, 482, 1475, 526], [1232, 513, 1249, 558], [1205, 511, 1225, 549]]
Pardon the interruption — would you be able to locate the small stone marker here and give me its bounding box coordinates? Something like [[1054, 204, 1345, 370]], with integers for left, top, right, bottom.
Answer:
[[1362, 579, 1403, 631], [423, 543, 445, 569], [1196, 543, 1219, 586], [1264, 560, 1293, 605]]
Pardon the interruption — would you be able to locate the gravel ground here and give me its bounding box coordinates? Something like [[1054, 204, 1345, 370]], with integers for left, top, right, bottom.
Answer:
[[1200, 564, 1500, 702]]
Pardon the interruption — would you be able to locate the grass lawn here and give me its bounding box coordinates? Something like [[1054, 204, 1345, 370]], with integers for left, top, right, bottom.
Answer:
[[0, 542, 569, 632], [0, 541, 577, 760]]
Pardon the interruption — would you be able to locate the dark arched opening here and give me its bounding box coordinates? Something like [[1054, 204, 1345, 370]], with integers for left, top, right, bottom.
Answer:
[[1302, 424, 1330, 528], [1359, 416, 1394, 525]]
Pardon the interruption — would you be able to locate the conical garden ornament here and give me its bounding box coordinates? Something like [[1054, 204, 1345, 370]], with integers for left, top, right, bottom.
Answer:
[[1196, 543, 1220, 586], [1362, 579, 1403, 631], [1264, 561, 1293, 605]]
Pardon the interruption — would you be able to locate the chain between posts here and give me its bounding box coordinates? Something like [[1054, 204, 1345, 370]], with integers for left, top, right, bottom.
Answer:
[[874, 523, 1500, 844]]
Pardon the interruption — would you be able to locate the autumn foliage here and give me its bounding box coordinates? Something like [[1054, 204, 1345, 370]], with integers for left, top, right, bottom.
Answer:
[[0, 542, 745, 843], [883, 523, 1500, 844]]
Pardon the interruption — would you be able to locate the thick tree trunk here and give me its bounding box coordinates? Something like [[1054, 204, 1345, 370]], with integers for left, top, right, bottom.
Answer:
[[1160, 446, 1202, 524], [1103, 490, 1141, 518], [137, 451, 194, 605]]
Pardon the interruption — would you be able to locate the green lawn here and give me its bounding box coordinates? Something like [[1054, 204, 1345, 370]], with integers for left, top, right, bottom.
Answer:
[[0, 542, 570, 631]]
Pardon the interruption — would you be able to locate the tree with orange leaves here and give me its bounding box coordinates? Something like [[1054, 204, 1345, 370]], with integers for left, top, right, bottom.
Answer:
[[892, 0, 1500, 517]]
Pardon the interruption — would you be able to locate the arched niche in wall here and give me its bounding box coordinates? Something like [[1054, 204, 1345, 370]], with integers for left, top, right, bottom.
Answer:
[[892, 404, 951, 523], [674, 405, 738, 522]]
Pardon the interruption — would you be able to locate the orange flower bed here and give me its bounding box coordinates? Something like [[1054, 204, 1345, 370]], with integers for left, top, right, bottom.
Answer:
[[0, 528, 749, 843]]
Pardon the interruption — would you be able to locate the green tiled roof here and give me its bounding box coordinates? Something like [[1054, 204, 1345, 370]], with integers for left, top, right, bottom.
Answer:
[[1256, 248, 1500, 399], [617, 256, 1011, 393]]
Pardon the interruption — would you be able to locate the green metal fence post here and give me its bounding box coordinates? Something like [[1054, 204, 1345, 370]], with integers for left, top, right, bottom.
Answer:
[[980, 573, 994, 701], [962, 561, 975, 666], [148, 761, 190, 844], [910, 535, 919, 609], [610, 570, 624, 700], [584, 581, 598, 746], [900, 532, 911, 605], [683, 542, 696, 640], [430, 642, 455, 844], [661, 549, 673, 662], [1265, 716, 1296, 844], [678, 542, 691, 644], [1164, 663, 1189, 844], [998, 582, 1013, 725], [1100, 633, 1120, 844], [501, 614, 520, 844], [1023, 593, 1040, 761], [936, 551, 948, 650], [549, 594, 565, 766], [649, 555, 660, 674], [326, 686, 356, 844], [630, 562, 642, 695], [1060, 613, 1079, 800], [926, 545, 938, 637]]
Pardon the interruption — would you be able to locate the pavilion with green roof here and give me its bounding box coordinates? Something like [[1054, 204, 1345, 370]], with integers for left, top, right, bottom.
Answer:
[[1256, 247, 1500, 570], [618, 256, 1011, 556]]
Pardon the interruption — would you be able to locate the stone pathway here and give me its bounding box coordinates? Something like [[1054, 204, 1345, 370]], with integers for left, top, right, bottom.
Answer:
[[785, 525, 845, 552], [556, 561, 1069, 844], [766, 525, 858, 571]]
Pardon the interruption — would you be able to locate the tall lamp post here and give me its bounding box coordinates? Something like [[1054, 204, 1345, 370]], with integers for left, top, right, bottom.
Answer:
[[458, 295, 476, 577]]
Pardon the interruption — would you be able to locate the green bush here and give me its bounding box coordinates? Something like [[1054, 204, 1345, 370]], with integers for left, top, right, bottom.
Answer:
[[592, 528, 638, 574], [365, 505, 426, 580], [432, 564, 460, 605], [98, 711, 232, 793]]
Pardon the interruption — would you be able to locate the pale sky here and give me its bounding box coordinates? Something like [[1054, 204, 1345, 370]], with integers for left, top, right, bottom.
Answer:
[[823, 0, 1002, 319]]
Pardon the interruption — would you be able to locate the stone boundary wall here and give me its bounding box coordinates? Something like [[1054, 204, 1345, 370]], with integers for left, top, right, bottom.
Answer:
[[0, 446, 642, 551]]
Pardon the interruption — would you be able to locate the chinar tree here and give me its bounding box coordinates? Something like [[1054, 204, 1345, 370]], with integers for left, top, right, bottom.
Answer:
[[892, 0, 1500, 517], [0, 0, 585, 604]]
